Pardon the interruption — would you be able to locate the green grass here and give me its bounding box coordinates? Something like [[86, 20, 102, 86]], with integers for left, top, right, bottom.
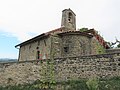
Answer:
[[0, 77, 120, 90], [98, 77, 120, 90]]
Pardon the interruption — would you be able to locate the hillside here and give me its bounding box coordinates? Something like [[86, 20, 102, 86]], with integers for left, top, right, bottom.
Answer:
[[0, 58, 17, 63]]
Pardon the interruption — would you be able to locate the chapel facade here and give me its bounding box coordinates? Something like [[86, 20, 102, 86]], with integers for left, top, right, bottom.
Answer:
[[15, 9, 108, 61]]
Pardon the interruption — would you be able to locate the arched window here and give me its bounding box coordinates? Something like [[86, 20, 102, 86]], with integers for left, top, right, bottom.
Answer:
[[37, 51, 40, 60], [68, 12, 73, 22]]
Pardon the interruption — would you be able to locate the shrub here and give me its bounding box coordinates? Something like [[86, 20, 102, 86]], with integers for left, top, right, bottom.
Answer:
[[86, 78, 99, 90]]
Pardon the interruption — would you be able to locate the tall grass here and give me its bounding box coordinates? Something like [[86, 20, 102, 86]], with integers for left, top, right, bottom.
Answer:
[[0, 77, 120, 90]]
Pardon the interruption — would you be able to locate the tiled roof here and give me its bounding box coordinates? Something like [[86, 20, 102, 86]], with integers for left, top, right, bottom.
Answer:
[[57, 30, 93, 38], [15, 27, 109, 49], [15, 27, 94, 47], [82, 29, 109, 49], [15, 27, 64, 47], [45, 27, 65, 35], [15, 33, 49, 47]]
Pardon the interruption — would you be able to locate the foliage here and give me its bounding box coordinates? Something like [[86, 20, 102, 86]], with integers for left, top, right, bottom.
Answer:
[[98, 45, 105, 54], [58, 79, 88, 90], [107, 38, 120, 48], [0, 80, 56, 90], [96, 41, 105, 54], [98, 77, 120, 90], [86, 78, 99, 90], [117, 44, 120, 48], [79, 28, 88, 32], [0, 77, 120, 90]]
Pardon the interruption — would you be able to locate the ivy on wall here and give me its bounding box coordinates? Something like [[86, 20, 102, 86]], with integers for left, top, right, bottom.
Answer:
[[79, 28, 88, 32], [97, 43, 105, 54]]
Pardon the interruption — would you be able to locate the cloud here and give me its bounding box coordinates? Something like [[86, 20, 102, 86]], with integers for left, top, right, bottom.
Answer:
[[0, 0, 120, 42], [0, 0, 62, 41]]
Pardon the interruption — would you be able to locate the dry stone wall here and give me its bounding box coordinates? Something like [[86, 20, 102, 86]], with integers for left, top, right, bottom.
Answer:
[[55, 53, 120, 81], [0, 53, 120, 86]]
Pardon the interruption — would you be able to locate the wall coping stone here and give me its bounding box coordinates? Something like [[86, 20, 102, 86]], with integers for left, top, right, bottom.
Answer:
[[0, 52, 120, 65]]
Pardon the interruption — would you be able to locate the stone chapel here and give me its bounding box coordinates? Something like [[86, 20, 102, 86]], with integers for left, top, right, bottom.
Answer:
[[15, 8, 108, 61]]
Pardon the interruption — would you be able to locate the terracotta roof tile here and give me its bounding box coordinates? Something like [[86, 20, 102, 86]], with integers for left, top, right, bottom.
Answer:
[[57, 30, 93, 38], [45, 27, 64, 35], [15, 27, 64, 47], [15, 33, 49, 47]]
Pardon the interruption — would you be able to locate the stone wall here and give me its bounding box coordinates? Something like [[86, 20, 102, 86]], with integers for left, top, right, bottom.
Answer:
[[106, 48, 120, 54], [18, 32, 105, 61], [55, 53, 120, 81], [58, 34, 105, 57], [0, 53, 120, 86], [60, 35, 91, 57], [19, 37, 51, 61], [90, 37, 106, 54]]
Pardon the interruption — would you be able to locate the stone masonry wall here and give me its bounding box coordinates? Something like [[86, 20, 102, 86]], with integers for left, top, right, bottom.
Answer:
[[19, 37, 51, 61], [55, 53, 120, 81], [0, 53, 120, 86], [59, 34, 91, 57]]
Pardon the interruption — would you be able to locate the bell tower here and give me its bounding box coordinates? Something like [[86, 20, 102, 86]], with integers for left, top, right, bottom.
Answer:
[[61, 8, 76, 31]]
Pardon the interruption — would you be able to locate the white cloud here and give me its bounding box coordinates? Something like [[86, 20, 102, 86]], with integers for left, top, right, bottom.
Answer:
[[0, 0, 120, 42]]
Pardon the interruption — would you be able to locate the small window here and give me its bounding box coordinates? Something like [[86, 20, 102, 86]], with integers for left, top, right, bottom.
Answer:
[[64, 46, 69, 53], [68, 12, 72, 22], [37, 51, 40, 60]]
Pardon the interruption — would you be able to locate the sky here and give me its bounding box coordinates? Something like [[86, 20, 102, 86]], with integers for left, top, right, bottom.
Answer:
[[0, 0, 120, 59]]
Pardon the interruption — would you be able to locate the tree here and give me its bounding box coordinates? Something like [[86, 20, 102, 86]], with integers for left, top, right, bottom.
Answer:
[[117, 44, 120, 48], [107, 38, 120, 48], [79, 28, 88, 32]]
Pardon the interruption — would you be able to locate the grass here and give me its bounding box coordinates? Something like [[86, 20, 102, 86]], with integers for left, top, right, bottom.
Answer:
[[0, 77, 120, 90]]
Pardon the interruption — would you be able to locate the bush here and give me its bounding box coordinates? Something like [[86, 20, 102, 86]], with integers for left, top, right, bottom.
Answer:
[[0, 77, 120, 90], [86, 78, 99, 90]]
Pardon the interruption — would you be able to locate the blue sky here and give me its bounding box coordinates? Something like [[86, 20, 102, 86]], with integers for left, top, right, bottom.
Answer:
[[0, 0, 120, 59], [0, 31, 19, 58]]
